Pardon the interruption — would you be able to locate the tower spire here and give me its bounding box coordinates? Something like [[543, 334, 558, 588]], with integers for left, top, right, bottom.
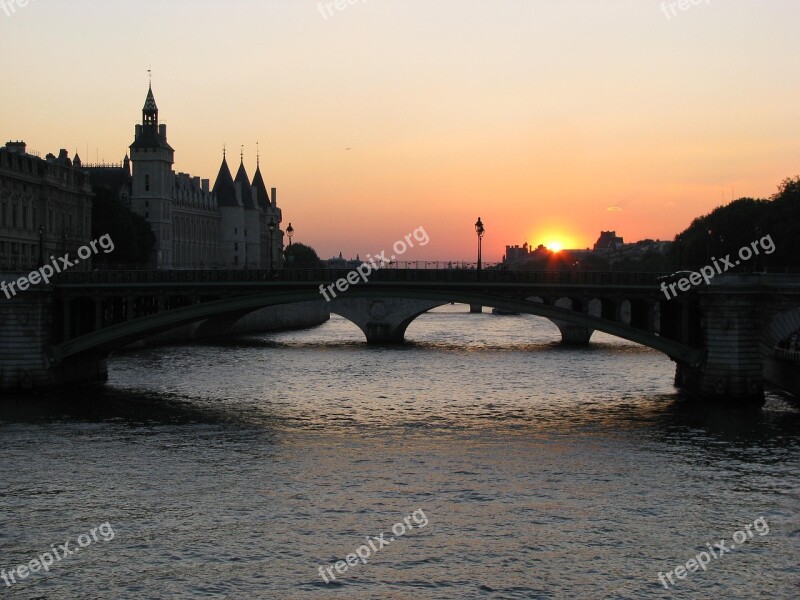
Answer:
[[256, 141, 260, 167], [142, 77, 158, 126]]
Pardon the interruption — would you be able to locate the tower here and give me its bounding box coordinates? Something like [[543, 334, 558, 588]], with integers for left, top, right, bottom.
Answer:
[[235, 149, 261, 268], [129, 83, 175, 268], [213, 149, 245, 268]]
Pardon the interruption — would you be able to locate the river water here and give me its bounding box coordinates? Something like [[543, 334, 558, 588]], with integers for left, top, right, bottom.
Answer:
[[1, 305, 798, 599]]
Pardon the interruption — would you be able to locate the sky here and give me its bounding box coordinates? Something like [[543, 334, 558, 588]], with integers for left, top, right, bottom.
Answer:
[[2, 0, 799, 261]]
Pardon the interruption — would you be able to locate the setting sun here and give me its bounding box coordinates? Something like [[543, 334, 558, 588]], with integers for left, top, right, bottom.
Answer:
[[546, 242, 564, 252]]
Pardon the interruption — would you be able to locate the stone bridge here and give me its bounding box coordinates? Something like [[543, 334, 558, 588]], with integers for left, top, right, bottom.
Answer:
[[1, 268, 799, 406]]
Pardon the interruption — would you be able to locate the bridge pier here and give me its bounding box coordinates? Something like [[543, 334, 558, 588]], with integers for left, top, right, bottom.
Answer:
[[551, 320, 594, 345], [549, 297, 594, 345], [331, 298, 444, 344], [0, 280, 107, 393], [675, 286, 765, 406]]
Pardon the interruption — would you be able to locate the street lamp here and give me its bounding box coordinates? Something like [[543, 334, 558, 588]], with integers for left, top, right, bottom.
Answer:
[[268, 217, 276, 277], [38, 226, 45, 268], [285, 222, 294, 266], [475, 217, 485, 272]]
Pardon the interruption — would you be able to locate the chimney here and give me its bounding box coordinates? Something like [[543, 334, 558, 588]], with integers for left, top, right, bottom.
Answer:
[[5, 141, 27, 154], [202, 179, 209, 193], [159, 124, 167, 140], [270, 187, 277, 206]]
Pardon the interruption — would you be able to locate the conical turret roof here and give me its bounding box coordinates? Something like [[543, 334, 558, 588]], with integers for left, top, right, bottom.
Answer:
[[235, 159, 256, 210], [213, 154, 239, 207], [252, 163, 271, 210]]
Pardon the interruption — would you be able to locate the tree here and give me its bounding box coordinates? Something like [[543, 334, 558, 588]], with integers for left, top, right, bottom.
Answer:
[[670, 175, 800, 270], [284, 242, 323, 268], [91, 186, 155, 267]]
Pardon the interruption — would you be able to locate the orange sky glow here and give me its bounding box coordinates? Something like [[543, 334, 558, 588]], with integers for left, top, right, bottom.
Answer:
[[2, 0, 799, 261]]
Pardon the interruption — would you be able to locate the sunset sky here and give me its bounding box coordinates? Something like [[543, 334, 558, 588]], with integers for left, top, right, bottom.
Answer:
[[2, 0, 799, 261]]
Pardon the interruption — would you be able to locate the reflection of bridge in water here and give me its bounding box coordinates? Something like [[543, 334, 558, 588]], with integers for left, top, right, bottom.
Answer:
[[3, 269, 800, 405]]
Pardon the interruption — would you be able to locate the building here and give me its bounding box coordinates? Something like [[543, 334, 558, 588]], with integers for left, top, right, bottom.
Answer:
[[504, 243, 533, 267], [0, 141, 93, 272], [86, 83, 284, 270], [593, 231, 624, 252], [324, 252, 365, 270]]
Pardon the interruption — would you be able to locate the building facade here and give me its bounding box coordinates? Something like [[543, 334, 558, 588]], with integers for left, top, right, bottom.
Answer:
[[0, 142, 93, 272], [89, 84, 285, 270]]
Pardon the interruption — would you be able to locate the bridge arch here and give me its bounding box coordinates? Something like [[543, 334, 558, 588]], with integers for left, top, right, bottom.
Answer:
[[50, 287, 703, 366], [762, 306, 800, 354]]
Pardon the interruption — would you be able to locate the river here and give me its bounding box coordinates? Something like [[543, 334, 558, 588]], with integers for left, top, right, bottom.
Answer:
[[1, 305, 798, 599]]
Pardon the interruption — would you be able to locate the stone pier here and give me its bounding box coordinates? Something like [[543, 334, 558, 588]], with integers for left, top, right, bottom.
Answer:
[[0, 277, 107, 392], [674, 280, 766, 406], [331, 297, 444, 343]]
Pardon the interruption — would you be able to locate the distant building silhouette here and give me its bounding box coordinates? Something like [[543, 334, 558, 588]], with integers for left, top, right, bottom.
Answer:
[[324, 252, 365, 270], [0, 141, 93, 271], [504, 243, 533, 267], [593, 231, 624, 252]]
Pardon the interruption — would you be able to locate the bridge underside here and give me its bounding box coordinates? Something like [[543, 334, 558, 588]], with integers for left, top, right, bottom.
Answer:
[[49, 287, 703, 367]]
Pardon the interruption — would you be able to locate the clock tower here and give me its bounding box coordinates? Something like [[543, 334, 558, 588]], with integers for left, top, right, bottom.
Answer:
[[129, 83, 175, 268]]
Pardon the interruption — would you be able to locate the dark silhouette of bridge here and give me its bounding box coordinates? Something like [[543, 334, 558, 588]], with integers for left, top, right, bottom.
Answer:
[[28, 267, 797, 405]]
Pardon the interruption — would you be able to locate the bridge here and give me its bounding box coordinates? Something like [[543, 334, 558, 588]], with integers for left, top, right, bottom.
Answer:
[[2, 268, 799, 406]]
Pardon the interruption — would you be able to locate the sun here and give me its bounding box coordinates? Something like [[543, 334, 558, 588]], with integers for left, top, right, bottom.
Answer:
[[545, 241, 563, 253]]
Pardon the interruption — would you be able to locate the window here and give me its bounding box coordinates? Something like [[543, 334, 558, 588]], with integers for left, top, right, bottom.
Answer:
[[234, 256, 238, 266], [145, 174, 150, 192], [234, 243, 239, 251]]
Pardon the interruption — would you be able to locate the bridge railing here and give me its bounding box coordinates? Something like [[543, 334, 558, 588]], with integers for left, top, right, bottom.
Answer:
[[55, 268, 667, 287]]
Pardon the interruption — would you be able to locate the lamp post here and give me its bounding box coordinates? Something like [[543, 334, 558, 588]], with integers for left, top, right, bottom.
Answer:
[[471, 217, 485, 314], [38, 226, 45, 268], [268, 217, 276, 277], [475, 217, 485, 272], [285, 222, 294, 267], [706, 228, 712, 263]]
